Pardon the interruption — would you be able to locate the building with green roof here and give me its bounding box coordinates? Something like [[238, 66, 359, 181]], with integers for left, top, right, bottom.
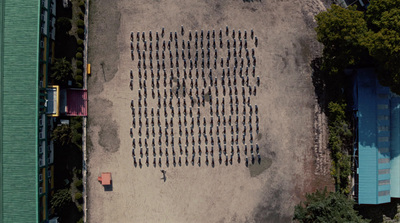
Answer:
[[1, 0, 56, 222]]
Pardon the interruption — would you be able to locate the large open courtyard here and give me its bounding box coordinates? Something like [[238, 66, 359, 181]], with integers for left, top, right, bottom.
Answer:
[[87, 0, 333, 222]]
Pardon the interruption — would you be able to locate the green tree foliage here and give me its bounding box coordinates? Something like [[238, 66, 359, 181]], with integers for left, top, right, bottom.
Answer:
[[76, 52, 83, 60], [56, 17, 72, 36], [52, 124, 74, 147], [315, 1, 400, 92], [293, 188, 369, 223], [74, 179, 83, 189], [77, 39, 84, 46], [362, 0, 400, 93], [77, 19, 84, 28], [315, 5, 368, 74], [50, 58, 73, 86], [51, 188, 71, 211], [327, 101, 352, 193], [74, 192, 82, 201]]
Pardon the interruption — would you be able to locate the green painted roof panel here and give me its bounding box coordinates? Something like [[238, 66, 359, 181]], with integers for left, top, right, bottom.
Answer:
[[1, 0, 40, 222]]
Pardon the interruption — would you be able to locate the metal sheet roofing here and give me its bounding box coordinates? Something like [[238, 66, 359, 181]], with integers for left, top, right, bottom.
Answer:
[[357, 69, 392, 204], [1, 0, 40, 222]]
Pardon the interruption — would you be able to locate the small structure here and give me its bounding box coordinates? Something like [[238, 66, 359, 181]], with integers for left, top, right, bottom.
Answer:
[[98, 172, 112, 186]]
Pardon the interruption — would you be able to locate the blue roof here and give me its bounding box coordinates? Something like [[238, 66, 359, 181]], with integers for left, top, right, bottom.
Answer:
[[356, 68, 399, 204], [390, 97, 400, 197]]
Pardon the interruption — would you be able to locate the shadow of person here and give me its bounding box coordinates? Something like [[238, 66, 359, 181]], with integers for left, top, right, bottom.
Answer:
[[161, 170, 166, 182]]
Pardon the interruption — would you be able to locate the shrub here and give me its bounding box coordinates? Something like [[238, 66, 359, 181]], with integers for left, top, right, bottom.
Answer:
[[76, 82, 83, 88], [77, 47, 83, 52], [57, 17, 72, 35], [74, 179, 83, 188], [77, 19, 84, 28], [78, 12, 84, 20], [78, 1, 85, 11], [76, 60, 83, 68], [77, 28, 84, 37], [75, 192, 82, 200], [77, 205, 83, 213], [73, 121, 83, 133], [76, 70, 83, 77], [76, 52, 83, 60], [51, 189, 71, 211], [72, 132, 82, 147], [77, 39, 83, 46]]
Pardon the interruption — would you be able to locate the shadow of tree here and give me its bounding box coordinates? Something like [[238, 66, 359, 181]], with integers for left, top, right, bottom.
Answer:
[[356, 198, 400, 223]]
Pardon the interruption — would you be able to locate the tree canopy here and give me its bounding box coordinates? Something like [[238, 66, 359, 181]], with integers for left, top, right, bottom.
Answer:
[[51, 188, 71, 212], [50, 57, 73, 86], [51, 124, 73, 147], [315, 0, 400, 93], [315, 5, 368, 74], [293, 188, 369, 223]]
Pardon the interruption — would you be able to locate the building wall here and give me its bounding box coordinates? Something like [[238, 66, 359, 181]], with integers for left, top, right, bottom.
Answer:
[[39, 0, 56, 222]]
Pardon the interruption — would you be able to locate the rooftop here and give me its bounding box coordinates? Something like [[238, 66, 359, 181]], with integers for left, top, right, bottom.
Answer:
[[1, 0, 40, 221]]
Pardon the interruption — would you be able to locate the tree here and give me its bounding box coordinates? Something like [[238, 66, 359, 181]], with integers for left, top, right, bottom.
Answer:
[[315, 5, 368, 75], [51, 188, 71, 211], [362, 0, 400, 93], [56, 17, 72, 36], [50, 58, 73, 86], [293, 188, 369, 223], [51, 124, 73, 147], [315, 1, 400, 92]]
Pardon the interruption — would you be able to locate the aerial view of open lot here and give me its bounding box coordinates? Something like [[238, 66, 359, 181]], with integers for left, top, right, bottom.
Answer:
[[86, 0, 333, 222]]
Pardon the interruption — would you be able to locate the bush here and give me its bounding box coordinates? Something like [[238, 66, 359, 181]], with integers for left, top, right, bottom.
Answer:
[[51, 189, 71, 211], [77, 217, 84, 223], [76, 52, 83, 60], [77, 47, 83, 52], [75, 192, 82, 200], [78, 1, 85, 11], [76, 60, 83, 68], [77, 39, 83, 46], [76, 69, 83, 75], [77, 205, 83, 213], [77, 19, 84, 28], [78, 12, 84, 20], [73, 121, 83, 133], [77, 28, 84, 37], [72, 132, 82, 147], [57, 17, 72, 35], [74, 179, 83, 188]]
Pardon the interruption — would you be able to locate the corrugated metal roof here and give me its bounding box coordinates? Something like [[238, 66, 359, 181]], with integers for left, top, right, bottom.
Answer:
[[357, 69, 391, 204], [1, 0, 40, 222]]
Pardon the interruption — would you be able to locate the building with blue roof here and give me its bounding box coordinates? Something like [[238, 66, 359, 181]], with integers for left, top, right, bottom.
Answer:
[[354, 68, 400, 204]]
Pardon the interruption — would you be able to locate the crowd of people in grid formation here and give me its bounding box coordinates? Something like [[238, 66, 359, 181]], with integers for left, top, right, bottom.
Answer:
[[129, 26, 261, 168]]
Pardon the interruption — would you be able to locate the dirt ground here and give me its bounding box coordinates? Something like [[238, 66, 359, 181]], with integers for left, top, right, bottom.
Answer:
[[87, 0, 334, 222]]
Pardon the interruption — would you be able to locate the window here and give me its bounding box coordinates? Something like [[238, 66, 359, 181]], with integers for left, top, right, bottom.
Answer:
[[378, 190, 390, 196], [378, 126, 389, 132], [39, 174, 43, 181], [378, 94, 389, 99], [378, 115, 389, 120], [39, 187, 43, 194], [378, 158, 390, 164], [378, 179, 390, 185], [379, 169, 390, 175], [378, 137, 389, 142], [378, 104, 389, 110], [379, 148, 390, 154]]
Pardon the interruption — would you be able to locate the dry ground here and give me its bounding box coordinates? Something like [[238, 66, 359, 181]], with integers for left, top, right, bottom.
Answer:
[[87, 0, 334, 222]]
